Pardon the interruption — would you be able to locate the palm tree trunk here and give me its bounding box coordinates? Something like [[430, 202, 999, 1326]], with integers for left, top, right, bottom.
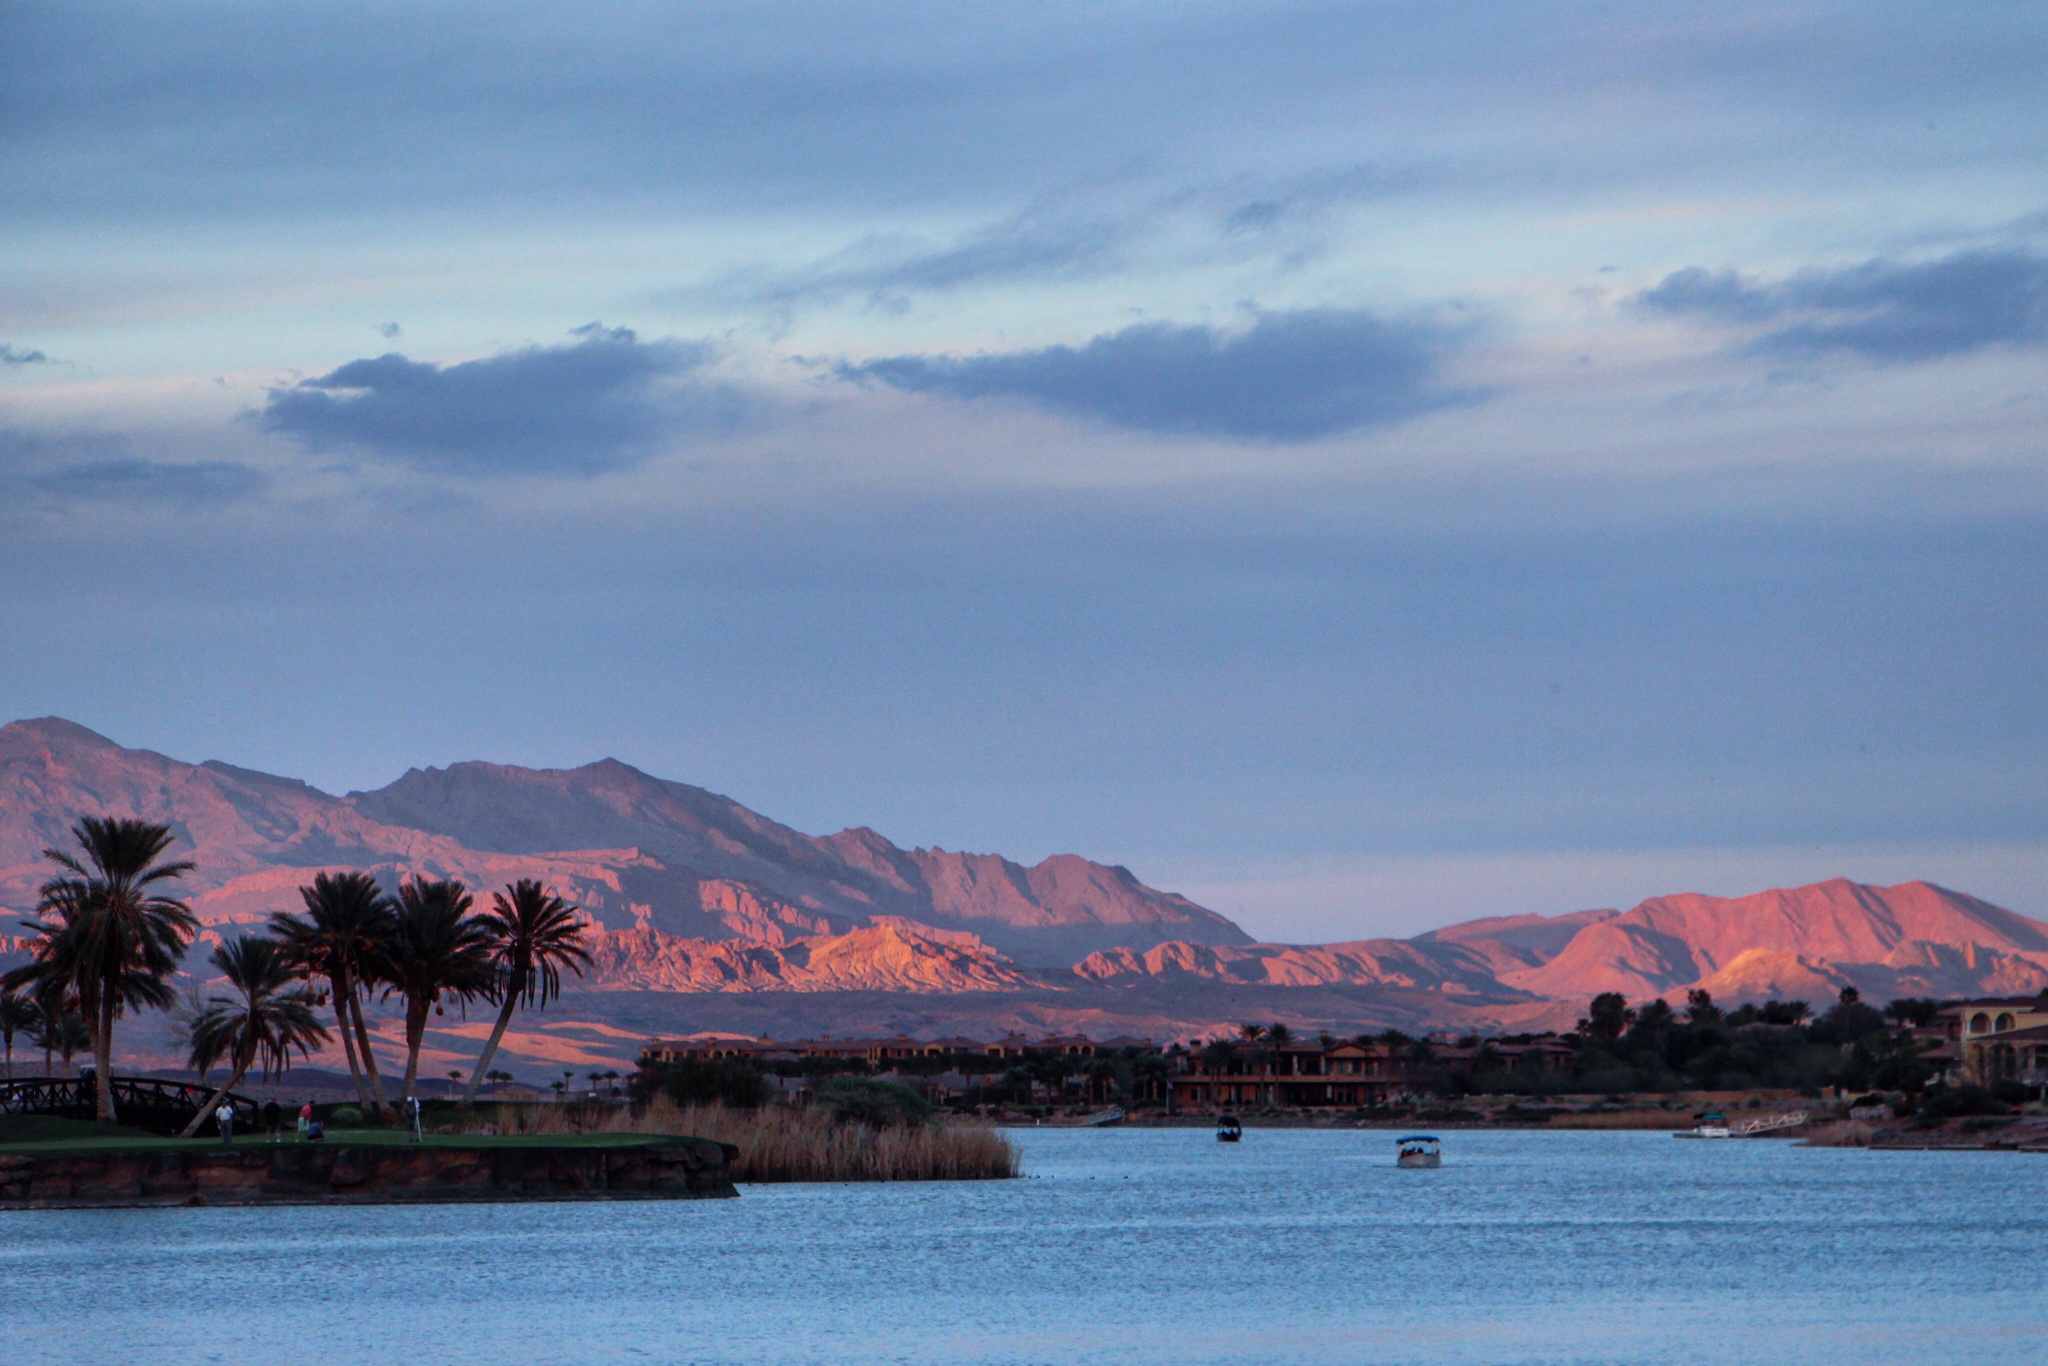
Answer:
[[330, 969, 369, 1107], [399, 998, 429, 1101], [348, 986, 393, 1118], [459, 974, 524, 1111], [94, 994, 116, 1123], [177, 1038, 255, 1139]]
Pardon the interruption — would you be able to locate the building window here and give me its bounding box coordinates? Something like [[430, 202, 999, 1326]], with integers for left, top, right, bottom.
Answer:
[[1970, 1013, 1991, 1034]]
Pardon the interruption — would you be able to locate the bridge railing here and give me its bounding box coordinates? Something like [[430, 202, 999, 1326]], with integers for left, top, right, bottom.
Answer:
[[0, 1076, 258, 1135]]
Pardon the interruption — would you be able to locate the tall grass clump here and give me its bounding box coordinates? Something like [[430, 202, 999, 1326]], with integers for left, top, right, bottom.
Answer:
[[615, 1096, 1018, 1182], [1548, 1109, 1692, 1130], [1803, 1120, 1873, 1148]]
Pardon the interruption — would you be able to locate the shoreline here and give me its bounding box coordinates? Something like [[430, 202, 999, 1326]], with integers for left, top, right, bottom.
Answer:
[[0, 1133, 739, 1209]]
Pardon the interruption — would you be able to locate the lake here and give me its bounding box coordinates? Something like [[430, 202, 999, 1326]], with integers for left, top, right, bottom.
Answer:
[[4, 1127, 2044, 1364]]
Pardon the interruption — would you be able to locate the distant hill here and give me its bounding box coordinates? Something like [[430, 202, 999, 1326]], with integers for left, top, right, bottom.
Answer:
[[0, 717, 1246, 966], [3, 716, 2043, 1077], [1494, 879, 2048, 1003]]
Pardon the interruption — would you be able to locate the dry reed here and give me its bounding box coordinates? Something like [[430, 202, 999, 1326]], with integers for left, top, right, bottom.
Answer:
[[474, 1097, 1019, 1182], [1547, 1109, 1692, 1130], [1802, 1120, 1873, 1148]]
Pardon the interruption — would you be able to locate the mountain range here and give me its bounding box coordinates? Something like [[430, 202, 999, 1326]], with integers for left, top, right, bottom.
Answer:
[[3, 716, 2044, 1078]]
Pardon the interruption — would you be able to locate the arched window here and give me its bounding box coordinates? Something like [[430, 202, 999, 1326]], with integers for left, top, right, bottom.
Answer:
[[1996, 1013, 2016, 1033], [1970, 1013, 1991, 1034]]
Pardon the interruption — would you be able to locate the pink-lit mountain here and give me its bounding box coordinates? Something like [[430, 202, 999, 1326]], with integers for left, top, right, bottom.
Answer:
[[3, 716, 2044, 1077]]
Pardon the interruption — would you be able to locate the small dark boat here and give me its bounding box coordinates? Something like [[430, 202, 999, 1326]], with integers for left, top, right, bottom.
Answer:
[[1216, 1114, 1243, 1143]]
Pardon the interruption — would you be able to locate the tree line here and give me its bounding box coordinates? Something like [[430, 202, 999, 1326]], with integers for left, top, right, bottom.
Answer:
[[1456, 986, 1951, 1097], [0, 816, 590, 1129]]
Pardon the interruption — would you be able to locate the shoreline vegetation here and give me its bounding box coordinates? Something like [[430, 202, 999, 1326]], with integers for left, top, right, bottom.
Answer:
[[475, 1096, 1020, 1182], [0, 1099, 1020, 1183]]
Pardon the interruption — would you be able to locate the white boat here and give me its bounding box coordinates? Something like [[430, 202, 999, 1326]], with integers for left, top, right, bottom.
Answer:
[[1675, 1110, 1732, 1139], [1396, 1135, 1442, 1168], [1079, 1106, 1125, 1127]]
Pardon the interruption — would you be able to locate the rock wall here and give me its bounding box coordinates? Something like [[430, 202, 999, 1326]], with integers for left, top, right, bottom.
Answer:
[[0, 1138, 739, 1209]]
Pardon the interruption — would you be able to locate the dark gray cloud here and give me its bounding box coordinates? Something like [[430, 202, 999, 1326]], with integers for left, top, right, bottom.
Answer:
[[0, 429, 262, 507], [1, 344, 49, 365], [1641, 249, 2048, 362], [32, 457, 264, 504], [260, 324, 733, 475], [842, 309, 1476, 441]]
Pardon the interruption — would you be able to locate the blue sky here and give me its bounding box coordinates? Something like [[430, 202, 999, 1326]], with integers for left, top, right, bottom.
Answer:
[[2, 1, 2044, 936]]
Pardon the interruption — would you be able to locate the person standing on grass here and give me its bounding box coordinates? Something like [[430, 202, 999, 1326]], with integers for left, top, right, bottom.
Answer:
[[263, 1098, 282, 1142], [216, 1101, 235, 1144], [405, 1094, 422, 1141], [298, 1101, 313, 1140]]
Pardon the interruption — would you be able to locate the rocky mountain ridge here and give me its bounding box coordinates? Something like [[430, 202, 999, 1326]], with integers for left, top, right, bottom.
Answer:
[[0, 717, 1244, 967], [4, 716, 2045, 1075]]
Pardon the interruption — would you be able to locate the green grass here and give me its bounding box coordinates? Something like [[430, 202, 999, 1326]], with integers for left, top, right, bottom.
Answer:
[[0, 1124, 710, 1156], [0, 1114, 161, 1145]]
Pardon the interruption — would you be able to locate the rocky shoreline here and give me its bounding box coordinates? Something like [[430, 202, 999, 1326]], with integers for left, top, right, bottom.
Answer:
[[0, 1138, 739, 1210]]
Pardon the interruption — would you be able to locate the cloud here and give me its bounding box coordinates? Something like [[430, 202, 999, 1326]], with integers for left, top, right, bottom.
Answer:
[[685, 212, 1125, 316], [1640, 249, 2048, 362], [0, 429, 263, 506], [31, 457, 265, 504], [260, 325, 735, 474], [841, 309, 1477, 441], [688, 164, 1426, 319], [1, 344, 50, 365]]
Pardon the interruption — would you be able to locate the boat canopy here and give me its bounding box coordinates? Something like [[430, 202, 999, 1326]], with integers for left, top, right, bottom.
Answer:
[[1396, 1135, 1440, 1143]]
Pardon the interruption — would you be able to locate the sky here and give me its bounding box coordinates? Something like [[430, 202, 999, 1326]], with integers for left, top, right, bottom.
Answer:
[[2, 1, 2045, 938]]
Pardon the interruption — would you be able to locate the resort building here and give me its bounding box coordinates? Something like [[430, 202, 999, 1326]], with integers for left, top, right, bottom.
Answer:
[[1171, 1039, 1409, 1109], [1168, 1034, 1576, 1111], [640, 1031, 1141, 1068], [1943, 997, 2048, 1085]]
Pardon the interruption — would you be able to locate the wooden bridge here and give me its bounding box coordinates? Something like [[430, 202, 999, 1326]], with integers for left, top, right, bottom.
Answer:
[[0, 1076, 257, 1135], [1730, 1109, 1811, 1136]]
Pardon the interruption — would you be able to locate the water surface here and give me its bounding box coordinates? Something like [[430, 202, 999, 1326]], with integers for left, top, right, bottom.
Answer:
[[5, 1128, 2043, 1364]]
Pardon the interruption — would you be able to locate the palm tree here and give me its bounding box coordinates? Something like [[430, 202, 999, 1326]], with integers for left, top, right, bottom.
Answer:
[[51, 1012, 91, 1076], [1130, 1052, 1171, 1109], [379, 879, 495, 1103], [0, 988, 39, 1081], [176, 935, 330, 1137], [269, 871, 395, 1114], [460, 880, 590, 1110], [2, 818, 198, 1122], [31, 981, 69, 1076]]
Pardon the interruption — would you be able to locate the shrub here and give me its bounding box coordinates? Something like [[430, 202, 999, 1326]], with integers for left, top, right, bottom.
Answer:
[[1988, 1079, 2037, 1107], [330, 1106, 365, 1127], [814, 1077, 932, 1128], [661, 1057, 772, 1110], [1916, 1085, 2009, 1120]]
